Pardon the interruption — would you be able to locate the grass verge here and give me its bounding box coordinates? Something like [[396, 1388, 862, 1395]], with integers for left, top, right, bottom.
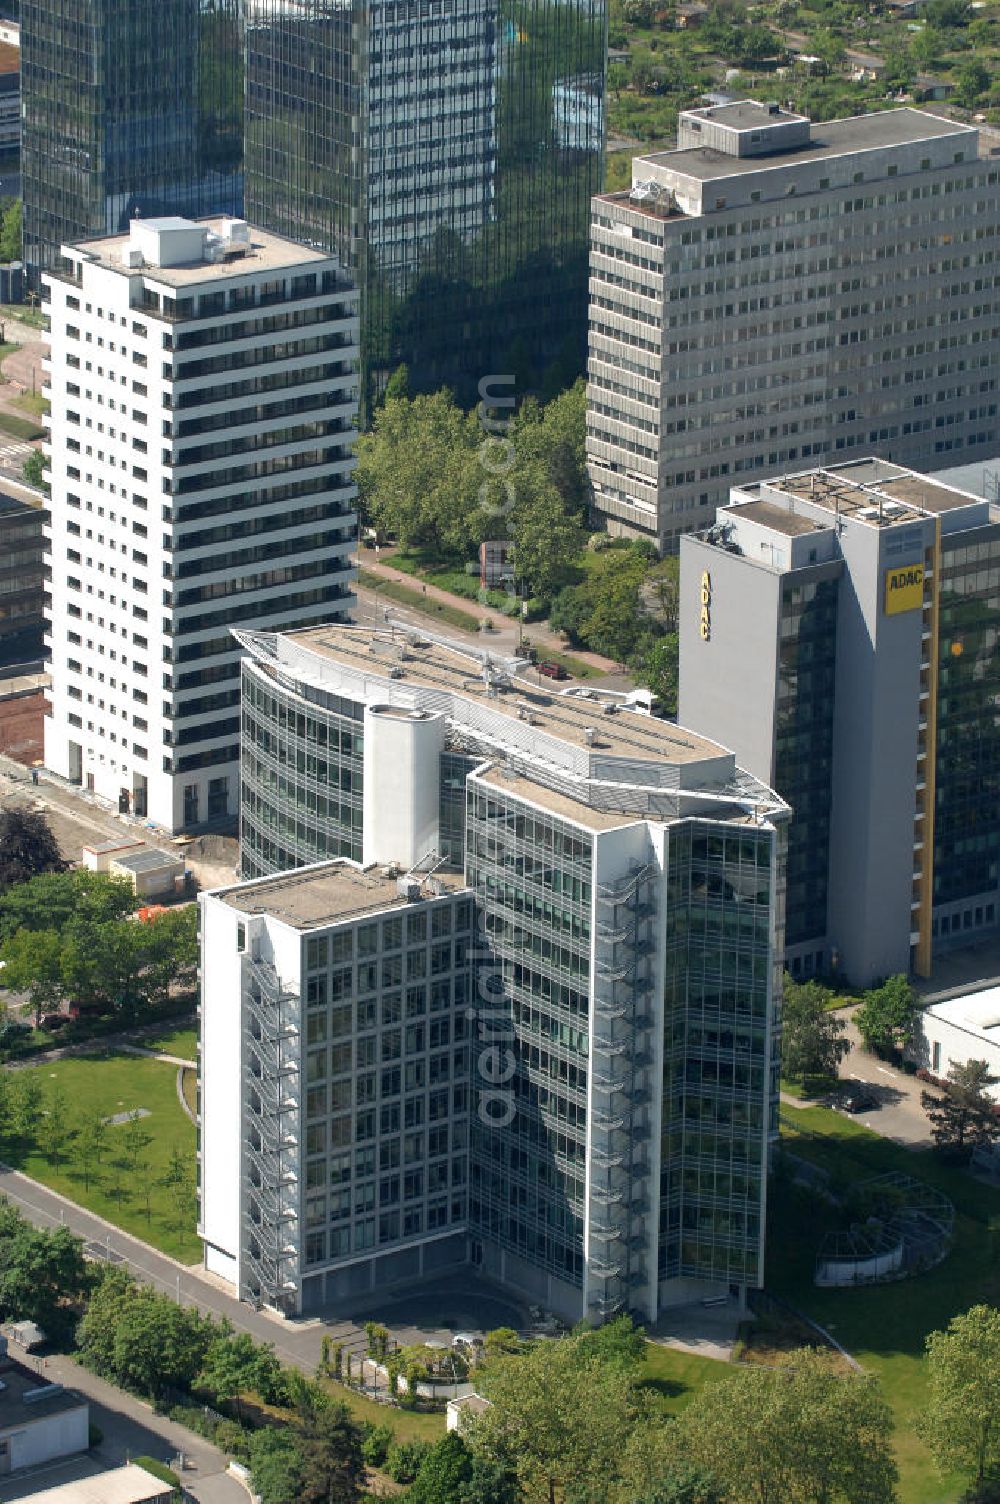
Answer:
[[317, 1378, 447, 1443], [0, 410, 43, 440], [0, 1052, 199, 1261], [144, 1024, 197, 1061], [770, 1100, 1000, 1503], [358, 570, 488, 634]]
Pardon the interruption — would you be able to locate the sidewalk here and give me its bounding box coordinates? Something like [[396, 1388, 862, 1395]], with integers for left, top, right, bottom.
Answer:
[[360, 553, 622, 676], [0, 1350, 245, 1504]]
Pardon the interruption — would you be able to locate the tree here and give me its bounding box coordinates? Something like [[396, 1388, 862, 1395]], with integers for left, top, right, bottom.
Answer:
[[922, 1305, 1000, 1496], [298, 1404, 365, 1504], [160, 1145, 197, 1232], [0, 869, 135, 944], [22, 448, 45, 491], [678, 1349, 896, 1504], [0, 1201, 91, 1339], [781, 976, 850, 1083], [855, 975, 918, 1057], [72, 1106, 108, 1189], [955, 57, 990, 107], [0, 808, 64, 894], [356, 389, 480, 553], [468, 1320, 646, 1504], [0, 198, 21, 264], [922, 1059, 1000, 1160], [77, 1271, 215, 1397], [37, 1087, 71, 1165], [199, 1330, 284, 1419], [10, 1072, 44, 1141], [383, 363, 410, 402], [637, 635, 679, 715], [249, 1426, 306, 1504], [0, 927, 64, 1026], [409, 1433, 476, 1504], [121, 1110, 152, 1171]]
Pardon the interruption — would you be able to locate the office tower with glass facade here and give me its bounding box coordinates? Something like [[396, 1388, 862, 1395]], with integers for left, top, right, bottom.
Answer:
[[22, 0, 243, 282], [679, 459, 1000, 988], [42, 215, 358, 831], [244, 0, 606, 411], [587, 101, 1000, 551], [202, 622, 787, 1320]]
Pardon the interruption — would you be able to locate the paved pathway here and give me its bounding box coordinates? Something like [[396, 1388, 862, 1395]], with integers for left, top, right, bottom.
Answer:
[[0, 1165, 363, 1376], [359, 553, 622, 675], [0, 1351, 246, 1503]]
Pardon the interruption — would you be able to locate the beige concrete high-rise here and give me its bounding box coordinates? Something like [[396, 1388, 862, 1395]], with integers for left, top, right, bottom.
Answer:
[[587, 101, 1000, 551]]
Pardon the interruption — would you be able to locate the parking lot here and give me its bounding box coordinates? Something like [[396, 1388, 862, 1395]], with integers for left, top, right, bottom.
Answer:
[[825, 1010, 940, 1149]]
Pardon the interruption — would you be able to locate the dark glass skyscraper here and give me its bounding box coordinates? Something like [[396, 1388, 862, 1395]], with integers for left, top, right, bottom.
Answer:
[[22, 0, 242, 281], [244, 0, 606, 410]]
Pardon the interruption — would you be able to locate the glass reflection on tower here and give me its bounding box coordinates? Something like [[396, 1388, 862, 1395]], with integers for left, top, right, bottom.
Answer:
[[22, 0, 243, 281], [244, 0, 606, 412]]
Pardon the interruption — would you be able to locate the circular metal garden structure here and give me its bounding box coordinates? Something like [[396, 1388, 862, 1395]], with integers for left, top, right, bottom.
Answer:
[[815, 1171, 954, 1287]]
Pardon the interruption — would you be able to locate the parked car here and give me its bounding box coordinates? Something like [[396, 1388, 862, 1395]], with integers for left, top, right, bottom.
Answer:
[[839, 1087, 878, 1114], [538, 660, 568, 681]]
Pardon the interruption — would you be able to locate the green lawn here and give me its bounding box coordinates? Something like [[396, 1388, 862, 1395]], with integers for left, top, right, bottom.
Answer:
[[358, 570, 485, 635], [143, 1024, 197, 1061], [770, 1101, 1000, 1503], [318, 1377, 447, 1443], [639, 1342, 730, 1416], [0, 1052, 199, 1262], [0, 410, 43, 441]]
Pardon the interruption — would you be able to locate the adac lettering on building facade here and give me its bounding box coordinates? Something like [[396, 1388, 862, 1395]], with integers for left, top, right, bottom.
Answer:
[[884, 562, 924, 616], [700, 571, 712, 640]]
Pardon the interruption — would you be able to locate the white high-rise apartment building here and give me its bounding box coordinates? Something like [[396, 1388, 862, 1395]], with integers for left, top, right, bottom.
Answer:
[[587, 102, 1000, 551], [42, 216, 358, 831]]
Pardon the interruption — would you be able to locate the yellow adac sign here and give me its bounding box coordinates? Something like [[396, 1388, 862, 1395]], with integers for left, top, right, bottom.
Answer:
[[699, 570, 712, 640], [884, 562, 924, 616]]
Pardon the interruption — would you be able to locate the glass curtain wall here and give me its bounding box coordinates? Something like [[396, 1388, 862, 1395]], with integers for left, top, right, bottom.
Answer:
[[240, 662, 364, 878], [934, 532, 1000, 912], [465, 782, 591, 1293], [774, 577, 839, 951], [244, 0, 607, 414], [660, 821, 776, 1289], [23, 0, 243, 280]]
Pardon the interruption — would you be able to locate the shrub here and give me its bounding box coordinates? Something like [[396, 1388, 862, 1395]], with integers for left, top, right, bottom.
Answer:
[[361, 1421, 394, 1466], [385, 1439, 431, 1483], [214, 1418, 251, 1462], [133, 1457, 180, 1488]]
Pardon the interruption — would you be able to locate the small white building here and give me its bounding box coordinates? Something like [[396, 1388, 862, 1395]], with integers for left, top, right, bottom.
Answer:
[[446, 1393, 491, 1432], [25, 1463, 173, 1504], [912, 989, 1000, 1099], [0, 1338, 89, 1479], [108, 848, 186, 899]]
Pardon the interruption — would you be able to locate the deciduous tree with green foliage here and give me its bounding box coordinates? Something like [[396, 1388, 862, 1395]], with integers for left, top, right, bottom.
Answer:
[[468, 1317, 647, 1504], [78, 1267, 216, 1399], [921, 1304, 1000, 1498], [0, 198, 21, 263], [0, 1200, 91, 1340], [781, 975, 850, 1083], [922, 1059, 1000, 1161], [249, 1426, 306, 1504], [678, 1348, 896, 1504], [855, 974, 919, 1057]]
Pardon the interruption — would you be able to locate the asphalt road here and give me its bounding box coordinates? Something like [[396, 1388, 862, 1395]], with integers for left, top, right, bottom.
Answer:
[[0, 1164, 360, 1376]]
